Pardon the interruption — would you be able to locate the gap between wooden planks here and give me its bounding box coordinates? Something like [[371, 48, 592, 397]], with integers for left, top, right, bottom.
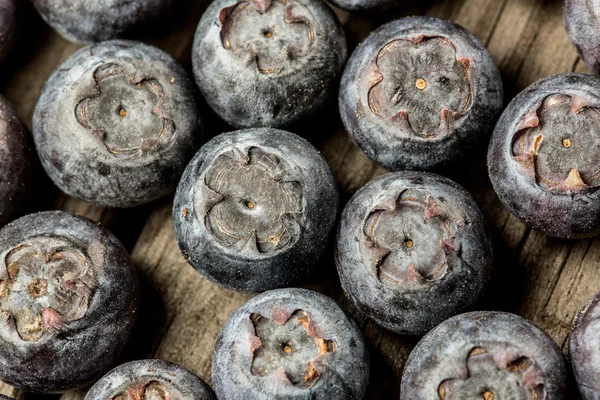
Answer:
[[0, 0, 596, 398]]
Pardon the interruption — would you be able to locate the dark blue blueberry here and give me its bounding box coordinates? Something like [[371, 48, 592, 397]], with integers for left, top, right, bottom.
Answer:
[[0, 211, 139, 393], [569, 291, 600, 399], [488, 73, 600, 238], [401, 311, 569, 399], [0, 0, 19, 63], [212, 288, 369, 399], [33, 40, 202, 208], [340, 16, 503, 172], [327, 0, 396, 12], [31, 0, 175, 44], [565, 0, 600, 74], [173, 128, 338, 293], [192, 0, 347, 128], [85, 359, 216, 400], [0, 96, 36, 227], [336, 171, 493, 335]]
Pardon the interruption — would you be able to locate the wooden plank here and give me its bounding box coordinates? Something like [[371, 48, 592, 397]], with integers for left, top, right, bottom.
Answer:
[[0, 0, 595, 398]]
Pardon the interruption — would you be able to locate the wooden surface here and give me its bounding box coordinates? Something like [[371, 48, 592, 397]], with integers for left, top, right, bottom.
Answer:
[[0, 0, 596, 398]]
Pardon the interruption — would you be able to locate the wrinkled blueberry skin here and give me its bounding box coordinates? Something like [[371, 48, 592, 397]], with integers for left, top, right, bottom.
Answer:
[[33, 40, 202, 208], [85, 359, 216, 400], [340, 16, 503, 172], [0, 0, 19, 63], [401, 311, 569, 400], [0, 211, 139, 393], [565, 0, 600, 74], [335, 172, 493, 335], [173, 128, 338, 293], [488, 73, 600, 238], [31, 0, 175, 44], [569, 291, 600, 399], [212, 288, 369, 399], [192, 0, 347, 128], [0, 96, 36, 227]]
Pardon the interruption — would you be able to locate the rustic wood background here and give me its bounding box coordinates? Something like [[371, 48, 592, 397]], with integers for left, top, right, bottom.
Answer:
[[0, 0, 595, 398]]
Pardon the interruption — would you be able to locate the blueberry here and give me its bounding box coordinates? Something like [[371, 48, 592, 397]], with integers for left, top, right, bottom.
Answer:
[[173, 128, 338, 293], [327, 0, 395, 12], [192, 0, 347, 128], [0, 96, 36, 227], [401, 311, 569, 399], [212, 288, 369, 399], [565, 0, 600, 74], [488, 73, 600, 238], [569, 291, 600, 399], [0, 0, 19, 63], [85, 359, 216, 400], [0, 211, 139, 393], [335, 171, 493, 335], [30, 0, 175, 44], [339, 16, 503, 172], [33, 40, 202, 208]]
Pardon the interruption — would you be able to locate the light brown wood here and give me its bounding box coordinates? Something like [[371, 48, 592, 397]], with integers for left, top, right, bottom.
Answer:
[[0, 0, 595, 398]]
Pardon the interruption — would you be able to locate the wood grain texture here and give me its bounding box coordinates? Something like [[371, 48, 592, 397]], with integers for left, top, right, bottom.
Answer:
[[0, 0, 596, 398]]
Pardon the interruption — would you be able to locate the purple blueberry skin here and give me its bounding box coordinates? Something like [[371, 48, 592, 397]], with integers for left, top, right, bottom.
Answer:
[[401, 311, 569, 399], [565, 0, 600, 74], [0, 96, 36, 227], [335, 171, 493, 335], [488, 73, 600, 239], [192, 0, 347, 128], [0, 0, 19, 63], [0, 211, 139, 393], [173, 128, 339, 293], [569, 291, 600, 399], [31, 0, 175, 44], [85, 359, 216, 400], [212, 288, 369, 399], [339, 16, 503, 172], [33, 40, 202, 208]]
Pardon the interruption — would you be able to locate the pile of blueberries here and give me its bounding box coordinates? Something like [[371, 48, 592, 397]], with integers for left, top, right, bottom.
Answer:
[[0, 0, 599, 398]]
